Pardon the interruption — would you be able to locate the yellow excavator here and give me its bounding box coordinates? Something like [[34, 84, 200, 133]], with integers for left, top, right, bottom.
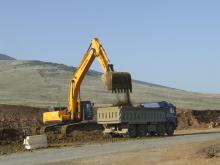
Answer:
[[41, 38, 132, 134]]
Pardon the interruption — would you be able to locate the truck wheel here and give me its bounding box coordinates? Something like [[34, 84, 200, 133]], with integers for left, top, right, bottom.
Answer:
[[103, 133, 112, 138], [166, 124, 174, 136], [149, 132, 156, 136], [137, 125, 146, 137], [128, 125, 137, 138], [157, 124, 165, 136]]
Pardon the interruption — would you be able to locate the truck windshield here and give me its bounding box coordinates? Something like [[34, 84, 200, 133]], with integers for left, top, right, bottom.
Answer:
[[169, 107, 175, 114]]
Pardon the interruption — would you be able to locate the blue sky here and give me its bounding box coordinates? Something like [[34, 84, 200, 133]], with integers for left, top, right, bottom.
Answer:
[[0, 0, 219, 93]]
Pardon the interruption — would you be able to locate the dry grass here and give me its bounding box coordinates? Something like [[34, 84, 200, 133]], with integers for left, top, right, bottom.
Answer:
[[0, 60, 220, 109]]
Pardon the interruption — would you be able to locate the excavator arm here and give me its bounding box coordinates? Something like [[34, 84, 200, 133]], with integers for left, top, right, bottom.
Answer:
[[43, 38, 132, 124], [68, 38, 132, 120]]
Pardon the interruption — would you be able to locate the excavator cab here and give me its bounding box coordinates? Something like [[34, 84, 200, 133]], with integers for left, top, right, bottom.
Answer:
[[43, 101, 93, 125], [80, 101, 93, 120]]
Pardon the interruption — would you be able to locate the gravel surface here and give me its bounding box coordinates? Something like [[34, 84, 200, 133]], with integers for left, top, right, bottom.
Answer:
[[1, 132, 220, 165]]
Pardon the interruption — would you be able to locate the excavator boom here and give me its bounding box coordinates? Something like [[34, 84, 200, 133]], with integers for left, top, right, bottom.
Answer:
[[43, 38, 132, 125], [68, 38, 132, 120]]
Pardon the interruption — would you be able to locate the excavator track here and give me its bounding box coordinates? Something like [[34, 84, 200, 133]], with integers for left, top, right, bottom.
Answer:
[[38, 121, 102, 137]]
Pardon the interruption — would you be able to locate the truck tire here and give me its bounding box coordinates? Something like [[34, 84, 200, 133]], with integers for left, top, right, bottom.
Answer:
[[137, 125, 146, 137], [128, 125, 137, 138], [157, 124, 165, 136], [166, 123, 175, 136], [149, 132, 156, 136], [103, 133, 113, 138]]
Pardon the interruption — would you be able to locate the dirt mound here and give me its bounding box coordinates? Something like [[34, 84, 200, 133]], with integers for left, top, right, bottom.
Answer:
[[0, 104, 47, 154], [47, 130, 104, 146], [177, 109, 220, 129], [0, 104, 47, 139], [197, 143, 220, 159]]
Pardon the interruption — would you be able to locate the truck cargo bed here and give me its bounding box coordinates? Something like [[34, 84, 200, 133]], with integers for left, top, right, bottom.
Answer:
[[97, 106, 166, 124], [96, 102, 177, 137]]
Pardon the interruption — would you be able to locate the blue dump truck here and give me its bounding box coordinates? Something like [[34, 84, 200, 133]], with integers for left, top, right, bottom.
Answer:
[[97, 101, 177, 137]]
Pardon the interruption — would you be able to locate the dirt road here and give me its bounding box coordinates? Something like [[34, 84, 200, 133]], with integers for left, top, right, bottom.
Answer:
[[1, 131, 220, 165]]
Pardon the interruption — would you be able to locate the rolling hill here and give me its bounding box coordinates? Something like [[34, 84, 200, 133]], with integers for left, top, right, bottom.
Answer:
[[0, 54, 16, 60], [0, 60, 220, 110]]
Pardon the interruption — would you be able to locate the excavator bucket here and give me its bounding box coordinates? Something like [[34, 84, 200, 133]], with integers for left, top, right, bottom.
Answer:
[[102, 72, 132, 93]]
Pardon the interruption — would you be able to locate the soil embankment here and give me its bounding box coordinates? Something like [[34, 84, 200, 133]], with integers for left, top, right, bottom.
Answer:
[[0, 105, 46, 154], [1, 104, 220, 155], [177, 109, 220, 129]]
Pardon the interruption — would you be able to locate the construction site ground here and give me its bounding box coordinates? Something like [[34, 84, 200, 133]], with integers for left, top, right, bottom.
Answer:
[[1, 104, 220, 156], [1, 130, 220, 165], [42, 136, 220, 165]]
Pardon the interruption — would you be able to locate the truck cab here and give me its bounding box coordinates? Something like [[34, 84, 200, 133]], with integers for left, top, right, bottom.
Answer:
[[166, 103, 178, 128], [141, 101, 178, 130]]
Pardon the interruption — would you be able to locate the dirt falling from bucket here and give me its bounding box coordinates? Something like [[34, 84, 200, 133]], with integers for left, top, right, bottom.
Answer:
[[113, 91, 132, 106]]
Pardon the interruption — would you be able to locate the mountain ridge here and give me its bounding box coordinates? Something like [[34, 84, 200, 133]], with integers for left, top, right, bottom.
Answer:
[[0, 54, 16, 60]]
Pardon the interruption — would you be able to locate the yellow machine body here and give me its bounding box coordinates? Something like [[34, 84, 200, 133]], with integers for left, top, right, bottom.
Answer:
[[43, 110, 69, 124]]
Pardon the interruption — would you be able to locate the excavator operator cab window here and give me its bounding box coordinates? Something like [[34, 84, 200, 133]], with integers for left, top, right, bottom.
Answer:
[[81, 101, 93, 120]]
